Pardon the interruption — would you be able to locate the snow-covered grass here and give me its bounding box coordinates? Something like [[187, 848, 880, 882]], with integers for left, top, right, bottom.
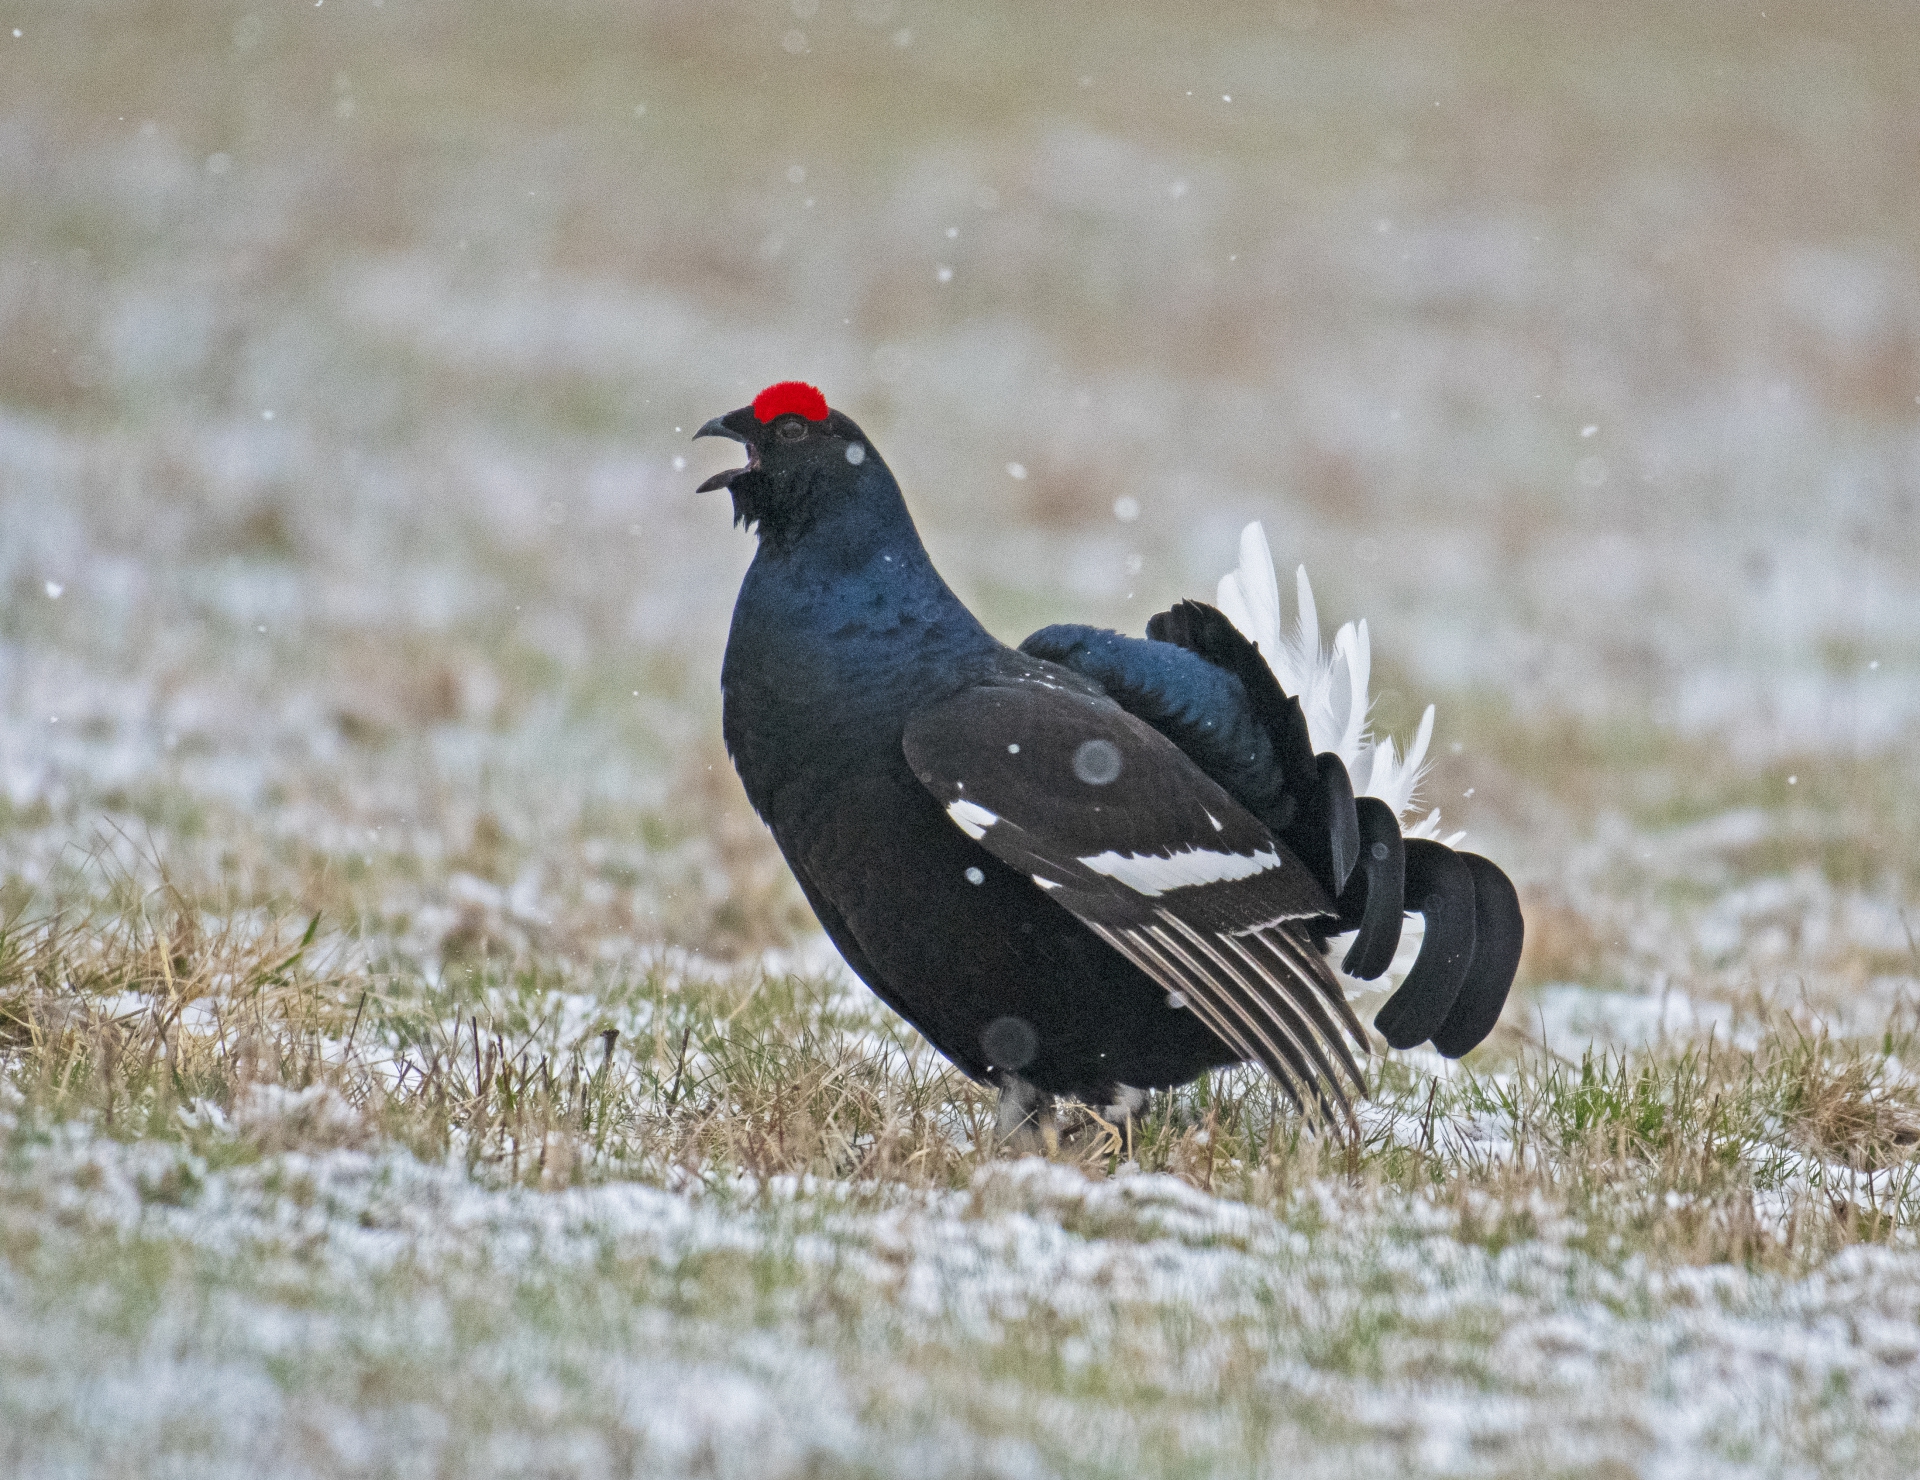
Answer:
[[9, 888, 1920, 1475], [22, 1129, 1920, 1480], [6, 876, 1920, 1210], [6, 0, 1920, 1473]]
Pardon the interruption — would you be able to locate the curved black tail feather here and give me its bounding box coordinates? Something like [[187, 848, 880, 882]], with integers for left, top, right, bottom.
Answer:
[[1372, 839, 1477, 1050], [1338, 796, 1405, 980], [1317, 753, 1360, 893], [1429, 852, 1524, 1058]]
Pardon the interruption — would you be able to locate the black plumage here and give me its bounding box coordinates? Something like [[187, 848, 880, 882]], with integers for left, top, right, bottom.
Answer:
[[698, 383, 1521, 1134]]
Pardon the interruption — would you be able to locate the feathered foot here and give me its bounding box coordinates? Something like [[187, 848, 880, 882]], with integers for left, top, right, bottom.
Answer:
[[995, 1073, 1059, 1155]]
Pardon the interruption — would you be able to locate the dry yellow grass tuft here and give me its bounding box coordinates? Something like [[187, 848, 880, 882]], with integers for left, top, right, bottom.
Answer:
[[6, 867, 1919, 1276]]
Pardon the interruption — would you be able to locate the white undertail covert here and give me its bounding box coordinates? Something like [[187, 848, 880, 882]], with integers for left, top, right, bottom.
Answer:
[[1213, 522, 1464, 846]]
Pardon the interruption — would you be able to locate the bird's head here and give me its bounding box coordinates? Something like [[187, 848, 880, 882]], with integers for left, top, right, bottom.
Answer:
[[694, 381, 879, 540]]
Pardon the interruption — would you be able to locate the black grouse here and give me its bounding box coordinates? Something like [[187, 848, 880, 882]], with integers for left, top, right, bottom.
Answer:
[[698, 381, 1522, 1139]]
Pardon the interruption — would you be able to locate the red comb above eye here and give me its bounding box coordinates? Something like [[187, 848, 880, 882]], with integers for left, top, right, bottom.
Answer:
[[752, 381, 830, 423]]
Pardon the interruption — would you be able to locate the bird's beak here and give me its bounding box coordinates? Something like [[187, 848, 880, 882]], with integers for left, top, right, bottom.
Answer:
[[694, 416, 745, 445], [694, 415, 754, 491]]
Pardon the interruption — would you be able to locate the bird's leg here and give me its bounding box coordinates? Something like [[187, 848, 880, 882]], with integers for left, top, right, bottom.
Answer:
[[995, 1072, 1059, 1156], [1102, 1085, 1150, 1161]]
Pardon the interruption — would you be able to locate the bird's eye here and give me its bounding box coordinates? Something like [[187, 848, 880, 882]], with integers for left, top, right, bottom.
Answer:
[[776, 418, 807, 442]]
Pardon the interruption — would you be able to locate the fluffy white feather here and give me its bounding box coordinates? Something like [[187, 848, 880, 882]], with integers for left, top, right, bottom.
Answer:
[[1215, 522, 1464, 846]]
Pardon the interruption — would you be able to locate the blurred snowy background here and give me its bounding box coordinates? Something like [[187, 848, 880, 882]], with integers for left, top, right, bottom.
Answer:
[[11, 6, 1920, 1476], [3, 0, 1918, 1035]]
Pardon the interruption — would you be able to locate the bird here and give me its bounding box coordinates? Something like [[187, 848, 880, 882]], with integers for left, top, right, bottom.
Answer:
[[697, 381, 1522, 1143]]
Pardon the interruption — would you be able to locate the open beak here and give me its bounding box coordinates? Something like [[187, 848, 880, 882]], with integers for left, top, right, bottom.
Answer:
[[694, 416, 754, 492]]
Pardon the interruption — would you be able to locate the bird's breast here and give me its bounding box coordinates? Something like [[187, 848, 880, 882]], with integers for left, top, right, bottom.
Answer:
[[721, 540, 999, 823]]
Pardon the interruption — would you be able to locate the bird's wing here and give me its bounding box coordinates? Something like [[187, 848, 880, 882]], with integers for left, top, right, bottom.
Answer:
[[1021, 616, 1359, 897], [902, 670, 1369, 1122], [1018, 622, 1293, 827]]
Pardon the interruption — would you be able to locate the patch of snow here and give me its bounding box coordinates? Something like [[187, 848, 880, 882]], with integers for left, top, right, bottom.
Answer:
[[9, 1115, 1920, 1476], [1535, 982, 1738, 1053]]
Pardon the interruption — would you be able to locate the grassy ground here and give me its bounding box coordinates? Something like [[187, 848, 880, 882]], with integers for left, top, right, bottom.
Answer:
[[5, 0, 1920, 1474], [8, 895, 1920, 1476]]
